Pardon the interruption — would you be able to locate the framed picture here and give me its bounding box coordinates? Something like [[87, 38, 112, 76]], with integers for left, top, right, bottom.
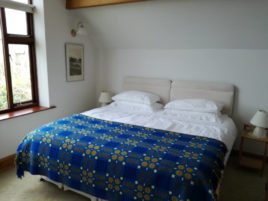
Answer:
[[65, 43, 84, 81]]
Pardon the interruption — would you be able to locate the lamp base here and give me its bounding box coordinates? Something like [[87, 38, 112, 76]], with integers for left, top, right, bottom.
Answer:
[[252, 127, 267, 138]]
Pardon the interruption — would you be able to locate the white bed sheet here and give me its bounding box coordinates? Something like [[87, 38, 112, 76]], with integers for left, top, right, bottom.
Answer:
[[82, 105, 237, 163]]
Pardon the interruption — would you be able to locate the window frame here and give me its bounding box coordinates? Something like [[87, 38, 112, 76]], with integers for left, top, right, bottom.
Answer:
[[0, 0, 38, 114]]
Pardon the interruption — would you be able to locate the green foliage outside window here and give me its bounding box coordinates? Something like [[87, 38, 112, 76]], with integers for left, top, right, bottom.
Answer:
[[0, 84, 7, 110], [0, 56, 32, 111], [0, 64, 7, 110]]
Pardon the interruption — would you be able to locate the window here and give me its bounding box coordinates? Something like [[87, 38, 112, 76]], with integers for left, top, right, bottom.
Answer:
[[0, 0, 38, 114]]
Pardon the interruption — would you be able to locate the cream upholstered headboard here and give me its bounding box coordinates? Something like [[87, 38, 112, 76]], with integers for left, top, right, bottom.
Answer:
[[123, 76, 171, 103], [170, 80, 235, 116], [123, 77, 235, 116]]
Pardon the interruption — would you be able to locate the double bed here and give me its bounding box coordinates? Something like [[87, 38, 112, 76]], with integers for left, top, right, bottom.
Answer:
[[16, 77, 237, 201]]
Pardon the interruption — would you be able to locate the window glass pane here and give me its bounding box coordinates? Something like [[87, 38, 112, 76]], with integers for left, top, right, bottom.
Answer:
[[5, 8, 27, 35], [0, 32, 8, 110], [9, 44, 32, 104]]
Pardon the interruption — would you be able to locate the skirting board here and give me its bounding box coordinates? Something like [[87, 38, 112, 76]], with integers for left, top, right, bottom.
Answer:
[[0, 154, 15, 172]]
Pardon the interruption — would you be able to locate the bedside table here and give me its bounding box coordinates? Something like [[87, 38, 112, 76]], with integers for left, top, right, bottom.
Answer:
[[239, 124, 268, 175]]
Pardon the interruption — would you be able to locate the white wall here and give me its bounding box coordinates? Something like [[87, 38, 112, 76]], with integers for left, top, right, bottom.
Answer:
[[77, 0, 268, 153], [101, 49, 268, 123], [77, 0, 268, 49], [0, 0, 97, 158]]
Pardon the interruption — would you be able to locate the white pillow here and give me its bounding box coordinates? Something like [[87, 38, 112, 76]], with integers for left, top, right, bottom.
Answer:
[[112, 90, 161, 105], [110, 101, 163, 113], [164, 99, 224, 113], [163, 109, 222, 123]]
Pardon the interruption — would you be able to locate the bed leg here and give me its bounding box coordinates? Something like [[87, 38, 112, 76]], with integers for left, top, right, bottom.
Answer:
[[39, 177, 64, 191]]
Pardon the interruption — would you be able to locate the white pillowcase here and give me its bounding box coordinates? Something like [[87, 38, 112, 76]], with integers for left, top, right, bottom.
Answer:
[[110, 101, 163, 113], [164, 99, 224, 113], [163, 109, 222, 123], [112, 90, 161, 105]]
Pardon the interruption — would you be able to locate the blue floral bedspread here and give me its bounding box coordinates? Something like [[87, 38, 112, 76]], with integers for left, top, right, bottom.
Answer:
[[16, 114, 227, 201]]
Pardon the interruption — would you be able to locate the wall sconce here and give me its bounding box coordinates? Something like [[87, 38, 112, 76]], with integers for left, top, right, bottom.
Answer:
[[71, 21, 87, 37]]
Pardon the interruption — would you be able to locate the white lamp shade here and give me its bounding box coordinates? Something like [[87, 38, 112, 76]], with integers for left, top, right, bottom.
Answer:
[[250, 110, 268, 128], [98, 92, 111, 104]]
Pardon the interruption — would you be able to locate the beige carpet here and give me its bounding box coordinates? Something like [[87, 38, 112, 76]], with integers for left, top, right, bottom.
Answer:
[[0, 155, 265, 201]]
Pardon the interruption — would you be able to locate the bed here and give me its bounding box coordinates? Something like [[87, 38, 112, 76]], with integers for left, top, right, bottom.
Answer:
[[16, 76, 237, 201]]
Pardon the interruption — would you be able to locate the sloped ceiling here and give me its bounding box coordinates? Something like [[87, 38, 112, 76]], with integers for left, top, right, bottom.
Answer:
[[72, 0, 268, 49]]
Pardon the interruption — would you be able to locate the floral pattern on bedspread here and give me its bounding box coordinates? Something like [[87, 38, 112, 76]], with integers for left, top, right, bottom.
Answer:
[[16, 114, 227, 201]]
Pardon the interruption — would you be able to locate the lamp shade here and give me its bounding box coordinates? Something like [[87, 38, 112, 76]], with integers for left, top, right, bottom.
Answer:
[[250, 110, 268, 128], [98, 92, 111, 104]]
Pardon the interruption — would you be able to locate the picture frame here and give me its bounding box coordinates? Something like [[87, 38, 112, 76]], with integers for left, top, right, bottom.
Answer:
[[65, 43, 84, 82]]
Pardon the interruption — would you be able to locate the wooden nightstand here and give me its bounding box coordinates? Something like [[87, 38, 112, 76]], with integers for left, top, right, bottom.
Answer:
[[239, 124, 268, 175]]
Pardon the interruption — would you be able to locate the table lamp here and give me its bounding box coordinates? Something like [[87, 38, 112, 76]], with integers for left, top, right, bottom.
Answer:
[[250, 110, 268, 138], [98, 92, 112, 107]]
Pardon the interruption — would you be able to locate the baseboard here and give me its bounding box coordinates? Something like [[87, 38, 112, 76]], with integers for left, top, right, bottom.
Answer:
[[0, 154, 15, 172]]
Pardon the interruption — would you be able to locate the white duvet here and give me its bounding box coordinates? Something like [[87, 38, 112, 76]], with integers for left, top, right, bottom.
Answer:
[[82, 104, 237, 163]]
